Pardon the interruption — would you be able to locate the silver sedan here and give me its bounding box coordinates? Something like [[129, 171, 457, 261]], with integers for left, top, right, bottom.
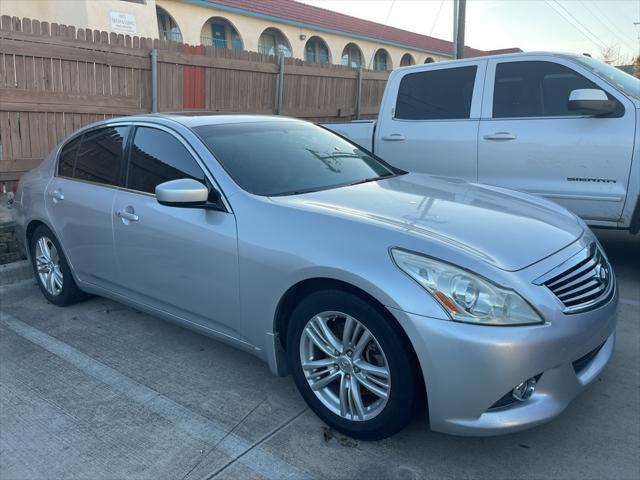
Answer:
[[13, 115, 617, 439]]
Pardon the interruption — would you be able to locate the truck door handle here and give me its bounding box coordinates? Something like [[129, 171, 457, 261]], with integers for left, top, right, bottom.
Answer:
[[483, 132, 517, 141], [48, 189, 64, 202], [116, 209, 139, 222], [381, 134, 406, 141]]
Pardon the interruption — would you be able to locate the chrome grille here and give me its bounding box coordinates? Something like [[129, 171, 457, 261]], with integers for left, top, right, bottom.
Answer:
[[534, 243, 614, 314]]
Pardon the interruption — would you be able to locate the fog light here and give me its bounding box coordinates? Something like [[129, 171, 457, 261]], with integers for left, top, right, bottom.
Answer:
[[512, 377, 536, 401]]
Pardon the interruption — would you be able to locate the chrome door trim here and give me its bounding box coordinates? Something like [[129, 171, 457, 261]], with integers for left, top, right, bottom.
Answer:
[[53, 120, 233, 214]]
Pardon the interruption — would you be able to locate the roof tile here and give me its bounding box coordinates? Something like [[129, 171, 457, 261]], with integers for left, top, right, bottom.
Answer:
[[205, 0, 520, 56]]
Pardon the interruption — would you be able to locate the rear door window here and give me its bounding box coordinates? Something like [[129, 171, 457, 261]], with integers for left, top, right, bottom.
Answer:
[[395, 66, 478, 120], [58, 136, 81, 177], [62, 126, 128, 186]]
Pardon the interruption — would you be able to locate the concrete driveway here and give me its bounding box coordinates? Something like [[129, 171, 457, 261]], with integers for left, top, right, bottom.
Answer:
[[1, 229, 638, 480]]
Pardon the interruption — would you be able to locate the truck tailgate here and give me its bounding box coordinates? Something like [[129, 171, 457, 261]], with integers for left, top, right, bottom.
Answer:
[[321, 120, 375, 151]]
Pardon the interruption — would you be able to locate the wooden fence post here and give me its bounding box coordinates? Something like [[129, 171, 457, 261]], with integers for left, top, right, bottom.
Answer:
[[0, 16, 390, 184], [355, 67, 362, 120], [275, 54, 284, 115]]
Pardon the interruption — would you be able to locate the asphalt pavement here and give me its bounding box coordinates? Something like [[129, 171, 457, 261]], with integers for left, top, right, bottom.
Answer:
[[0, 229, 638, 480]]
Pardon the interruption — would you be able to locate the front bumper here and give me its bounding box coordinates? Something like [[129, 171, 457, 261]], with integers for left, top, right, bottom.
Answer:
[[390, 285, 618, 436]]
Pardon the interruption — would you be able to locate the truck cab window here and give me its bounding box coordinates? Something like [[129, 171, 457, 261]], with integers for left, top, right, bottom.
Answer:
[[395, 66, 477, 120], [493, 61, 601, 118]]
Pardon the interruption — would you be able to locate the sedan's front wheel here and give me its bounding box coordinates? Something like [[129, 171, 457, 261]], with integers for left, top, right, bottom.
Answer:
[[288, 289, 420, 440]]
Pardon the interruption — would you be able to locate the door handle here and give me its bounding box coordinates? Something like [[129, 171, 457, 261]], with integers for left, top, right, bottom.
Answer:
[[483, 132, 517, 141], [116, 209, 139, 222], [48, 189, 64, 202], [381, 134, 406, 141]]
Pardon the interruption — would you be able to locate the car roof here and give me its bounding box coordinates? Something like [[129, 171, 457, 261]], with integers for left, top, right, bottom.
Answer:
[[54, 114, 309, 150], [394, 51, 586, 72], [104, 113, 305, 129]]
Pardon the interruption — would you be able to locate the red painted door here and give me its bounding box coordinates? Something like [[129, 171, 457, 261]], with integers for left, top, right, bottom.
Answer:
[[183, 45, 205, 109]]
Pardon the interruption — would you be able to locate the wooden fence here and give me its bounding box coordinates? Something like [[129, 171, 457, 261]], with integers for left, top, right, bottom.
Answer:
[[0, 16, 389, 185]]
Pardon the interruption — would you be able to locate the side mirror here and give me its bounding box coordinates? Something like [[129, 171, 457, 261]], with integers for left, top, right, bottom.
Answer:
[[568, 89, 616, 116], [155, 178, 210, 208]]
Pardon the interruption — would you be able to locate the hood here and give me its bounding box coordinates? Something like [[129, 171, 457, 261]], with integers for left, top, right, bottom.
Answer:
[[270, 173, 583, 271]]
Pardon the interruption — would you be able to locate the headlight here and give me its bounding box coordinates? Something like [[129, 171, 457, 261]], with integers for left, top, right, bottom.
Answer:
[[391, 249, 543, 325]]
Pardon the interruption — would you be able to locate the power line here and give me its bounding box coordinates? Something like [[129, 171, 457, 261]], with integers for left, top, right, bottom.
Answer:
[[430, 0, 445, 36], [369, 0, 396, 68], [379, 0, 397, 37], [577, 0, 635, 52], [551, 0, 608, 50], [544, 0, 607, 51], [590, 0, 637, 44], [591, 1, 632, 41]]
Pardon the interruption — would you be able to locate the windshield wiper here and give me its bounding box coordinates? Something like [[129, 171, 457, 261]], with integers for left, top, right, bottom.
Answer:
[[348, 173, 397, 187], [269, 173, 401, 197], [269, 185, 331, 197]]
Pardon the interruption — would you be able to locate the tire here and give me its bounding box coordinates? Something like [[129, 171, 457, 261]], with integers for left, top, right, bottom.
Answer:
[[29, 225, 85, 306], [287, 289, 419, 440]]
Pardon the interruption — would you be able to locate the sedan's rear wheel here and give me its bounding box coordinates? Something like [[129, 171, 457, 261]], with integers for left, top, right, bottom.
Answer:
[[29, 225, 85, 306], [288, 289, 419, 440], [34, 235, 64, 297]]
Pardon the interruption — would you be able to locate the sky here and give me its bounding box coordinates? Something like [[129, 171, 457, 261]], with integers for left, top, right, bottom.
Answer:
[[298, 0, 639, 64]]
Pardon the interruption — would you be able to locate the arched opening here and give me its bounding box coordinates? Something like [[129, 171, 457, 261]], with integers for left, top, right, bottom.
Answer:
[[156, 6, 182, 43], [305, 36, 331, 64], [341, 43, 363, 68], [424, 56, 435, 64], [373, 49, 392, 71], [200, 17, 243, 50], [400, 53, 415, 66], [258, 27, 292, 57]]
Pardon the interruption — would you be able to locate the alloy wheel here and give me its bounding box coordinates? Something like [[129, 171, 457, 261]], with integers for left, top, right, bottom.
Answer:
[[35, 236, 63, 296], [299, 311, 391, 421]]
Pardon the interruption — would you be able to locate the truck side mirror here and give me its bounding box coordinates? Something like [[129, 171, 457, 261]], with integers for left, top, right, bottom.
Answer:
[[568, 89, 616, 116]]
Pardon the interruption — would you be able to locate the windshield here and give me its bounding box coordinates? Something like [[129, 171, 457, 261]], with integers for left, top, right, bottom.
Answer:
[[570, 55, 640, 101], [193, 121, 400, 196]]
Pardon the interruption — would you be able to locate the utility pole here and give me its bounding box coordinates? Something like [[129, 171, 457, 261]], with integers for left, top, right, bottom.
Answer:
[[452, 0, 466, 59], [452, 0, 459, 59]]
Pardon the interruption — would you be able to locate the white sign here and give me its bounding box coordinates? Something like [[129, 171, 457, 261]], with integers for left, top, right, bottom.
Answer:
[[110, 12, 137, 34]]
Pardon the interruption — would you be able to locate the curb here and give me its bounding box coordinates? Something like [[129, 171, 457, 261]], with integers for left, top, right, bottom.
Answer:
[[0, 260, 33, 286]]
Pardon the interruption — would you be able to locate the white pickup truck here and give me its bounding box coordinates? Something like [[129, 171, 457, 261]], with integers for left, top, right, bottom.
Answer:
[[323, 52, 640, 233]]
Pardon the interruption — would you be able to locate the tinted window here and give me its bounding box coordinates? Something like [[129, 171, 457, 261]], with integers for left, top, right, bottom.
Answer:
[[395, 66, 477, 120], [58, 136, 81, 177], [127, 127, 205, 194], [194, 121, 398, 196], [74, 127, 127, 186], [493, 61, 599, 118]]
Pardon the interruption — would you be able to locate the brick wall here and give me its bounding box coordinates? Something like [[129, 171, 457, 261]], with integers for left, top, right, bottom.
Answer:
[[0, 196, 24, 264], [0, 222, 22, 264]]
